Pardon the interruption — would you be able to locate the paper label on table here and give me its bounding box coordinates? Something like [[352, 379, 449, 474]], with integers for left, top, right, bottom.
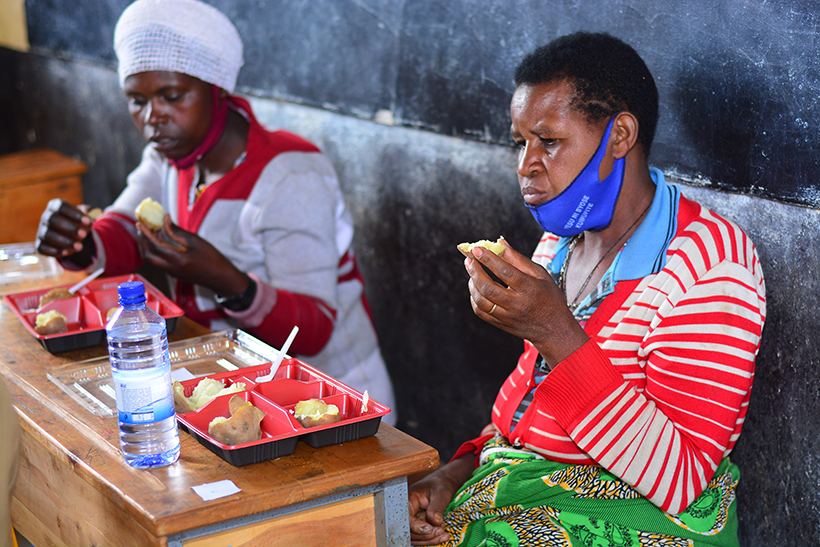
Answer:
[[192, 480, 241, 501], [171, 367, 196, 382]]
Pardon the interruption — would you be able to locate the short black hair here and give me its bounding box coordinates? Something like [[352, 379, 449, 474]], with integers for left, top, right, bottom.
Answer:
[[514, 32, 659, 155]]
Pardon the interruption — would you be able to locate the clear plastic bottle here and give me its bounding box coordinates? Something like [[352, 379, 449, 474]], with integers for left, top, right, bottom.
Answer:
[[107, 280, 180, 468]]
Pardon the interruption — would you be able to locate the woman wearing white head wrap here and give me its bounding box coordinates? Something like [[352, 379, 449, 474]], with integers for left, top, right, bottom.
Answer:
[[114, 0, 245, 170], [35, 0, 397, 420], [113, 0, 243, 94]]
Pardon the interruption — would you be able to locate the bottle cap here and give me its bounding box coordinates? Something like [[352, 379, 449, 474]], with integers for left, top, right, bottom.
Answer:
[[118, 281, 147, 305]]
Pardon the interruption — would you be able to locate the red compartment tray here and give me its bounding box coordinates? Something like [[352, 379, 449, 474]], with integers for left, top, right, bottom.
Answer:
[[3, 273, 184, 353], [175, 359, 391, 466]]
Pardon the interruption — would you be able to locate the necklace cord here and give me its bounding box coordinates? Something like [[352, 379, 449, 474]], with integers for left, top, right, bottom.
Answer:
[[559, 200, 652, 311]]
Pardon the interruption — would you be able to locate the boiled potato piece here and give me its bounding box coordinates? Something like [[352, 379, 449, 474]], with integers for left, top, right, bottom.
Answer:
[[208, 395, 266, 445], [34, 310, 68, 335], [106, 307, 119, 321], [135, 197, 165, 231], [294, 398, 341, 428], [172, 381, 192, 414], [38, 288, 73, 308], [229, 394, 249, 415], [189, 377, 246, 410], [173, 377, 247, 413], [457, 238, 505, 257]]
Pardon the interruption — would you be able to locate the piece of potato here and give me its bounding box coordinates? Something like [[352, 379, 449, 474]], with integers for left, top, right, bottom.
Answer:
[[173, 377, 247, 413], [229, 394, 249, 415], [191, 378, 246, 410], [172, 381, 192, 414], [208, 395, 266, 445], [135, 197, 165, 231], [106, 307, 119, 322], [457, 238, 505, 258], [34, 310, 68, 335], [293, 398, 341, 428], [38, 288, 73, 308]]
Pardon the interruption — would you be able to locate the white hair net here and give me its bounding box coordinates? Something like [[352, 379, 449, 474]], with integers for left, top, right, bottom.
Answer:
[[114, 0, 244, 93]]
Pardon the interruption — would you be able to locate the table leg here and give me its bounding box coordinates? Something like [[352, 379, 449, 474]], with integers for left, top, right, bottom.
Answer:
[[374, 477, 410, 546]]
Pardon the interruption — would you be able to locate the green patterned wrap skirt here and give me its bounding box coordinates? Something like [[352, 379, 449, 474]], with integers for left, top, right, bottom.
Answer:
[[439, 435, 739, 547]]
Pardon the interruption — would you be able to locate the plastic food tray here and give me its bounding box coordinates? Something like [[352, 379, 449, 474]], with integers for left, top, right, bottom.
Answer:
[[3, 273, 183, 353], [46, 329, 277, 418], [175, 360, 390, 466], [0, 243, 63, 287]]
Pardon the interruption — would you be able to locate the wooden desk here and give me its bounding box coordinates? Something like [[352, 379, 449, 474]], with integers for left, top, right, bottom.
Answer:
[[0, 149, 86, 244], [0, 298, 438, 546]]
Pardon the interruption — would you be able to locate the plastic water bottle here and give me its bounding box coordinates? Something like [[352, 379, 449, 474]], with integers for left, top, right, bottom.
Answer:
[[107, 281, 180, 468]]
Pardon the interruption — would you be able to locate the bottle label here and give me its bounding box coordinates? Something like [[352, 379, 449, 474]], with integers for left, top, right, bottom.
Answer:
[[114, 376, 175, 424]]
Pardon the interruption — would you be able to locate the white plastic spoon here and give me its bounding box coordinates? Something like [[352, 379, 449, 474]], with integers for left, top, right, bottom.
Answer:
[[68, 267, 104, 294], [255, 325, 299, 382]]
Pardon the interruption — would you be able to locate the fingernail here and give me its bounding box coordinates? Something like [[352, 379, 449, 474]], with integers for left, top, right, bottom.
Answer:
[[420, 524, 432, 533], [77, 229, 87, 238]]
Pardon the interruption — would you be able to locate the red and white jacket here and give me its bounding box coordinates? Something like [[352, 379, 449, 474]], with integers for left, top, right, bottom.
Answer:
[[454, 170, 766, 514], [70, 97, 395, 415]]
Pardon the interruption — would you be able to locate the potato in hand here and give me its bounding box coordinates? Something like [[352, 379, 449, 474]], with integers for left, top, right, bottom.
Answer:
[[135, 197, 165, 231], [457, 238, 505, 258]]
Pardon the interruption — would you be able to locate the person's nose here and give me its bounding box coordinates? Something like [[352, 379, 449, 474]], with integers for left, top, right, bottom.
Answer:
[[143, 99, 165, 127], [517, 141, 542, 178]]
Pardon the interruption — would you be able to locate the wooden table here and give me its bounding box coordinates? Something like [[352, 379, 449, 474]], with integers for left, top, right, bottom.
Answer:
[[0, 293, 438, 546]]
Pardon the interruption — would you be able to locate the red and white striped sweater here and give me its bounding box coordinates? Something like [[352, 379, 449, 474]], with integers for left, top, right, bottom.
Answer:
[[455, 172, 766, 515]]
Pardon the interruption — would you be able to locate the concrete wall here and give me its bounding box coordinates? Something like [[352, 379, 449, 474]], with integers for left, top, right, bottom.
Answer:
[[2, 0, 820, 544]]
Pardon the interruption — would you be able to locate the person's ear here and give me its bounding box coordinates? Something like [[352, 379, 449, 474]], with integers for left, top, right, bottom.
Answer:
[[610, 112, 639, 159]]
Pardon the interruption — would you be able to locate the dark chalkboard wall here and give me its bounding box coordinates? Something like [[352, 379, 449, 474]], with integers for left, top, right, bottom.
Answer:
[[25, 0, 820, 206]]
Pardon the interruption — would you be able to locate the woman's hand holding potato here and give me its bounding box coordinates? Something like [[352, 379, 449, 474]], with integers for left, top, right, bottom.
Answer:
[[463, 240, 588, 368], [137, 216, 251, 298], [134, 197, 166, 231]]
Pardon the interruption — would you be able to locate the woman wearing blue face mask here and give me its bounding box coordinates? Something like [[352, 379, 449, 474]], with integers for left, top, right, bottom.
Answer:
[[409, 32, 766, 547]]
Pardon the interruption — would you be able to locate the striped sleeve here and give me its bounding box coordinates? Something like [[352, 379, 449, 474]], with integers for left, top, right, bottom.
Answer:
[[90, 213, 143, 275], [532, 233, 560, 263], [533, 211, 765, 514]]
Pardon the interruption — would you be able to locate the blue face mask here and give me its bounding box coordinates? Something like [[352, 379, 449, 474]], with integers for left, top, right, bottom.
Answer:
[[526, 116, 624, 237]]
